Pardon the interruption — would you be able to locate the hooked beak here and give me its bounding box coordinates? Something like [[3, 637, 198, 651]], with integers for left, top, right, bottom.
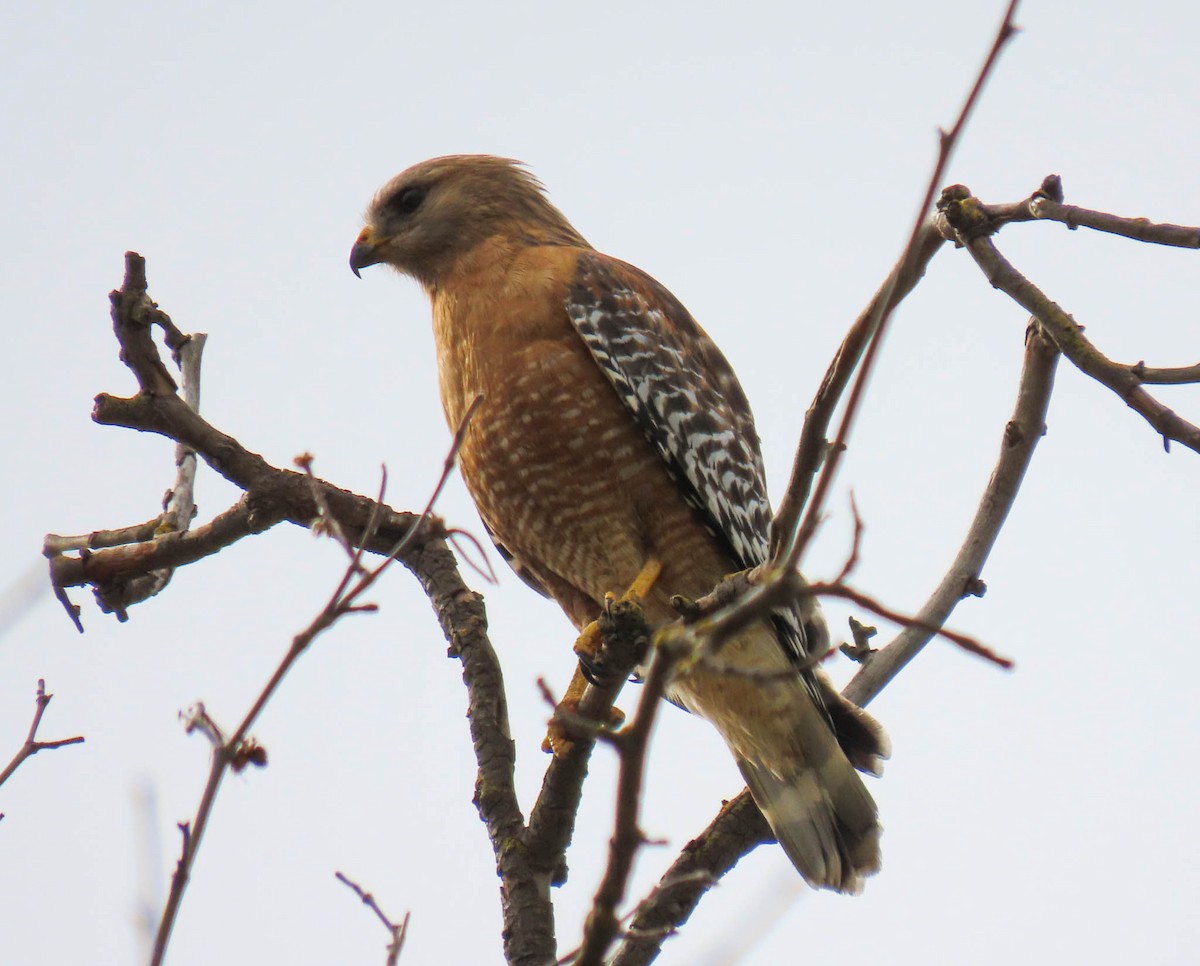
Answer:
[[349, 226, 385, 278]]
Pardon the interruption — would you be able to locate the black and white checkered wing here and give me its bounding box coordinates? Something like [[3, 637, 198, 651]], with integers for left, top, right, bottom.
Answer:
[[566, 251, 771, 571], [566, 255, 880, 765]]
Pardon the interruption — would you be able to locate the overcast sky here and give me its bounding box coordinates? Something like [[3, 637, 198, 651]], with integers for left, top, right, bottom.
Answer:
[[3, 2, 1199, 964]]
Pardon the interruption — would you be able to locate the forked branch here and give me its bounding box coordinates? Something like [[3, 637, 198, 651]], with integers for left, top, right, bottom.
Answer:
[[938, 185, 1200, 454], [0, 680, 86, 810]]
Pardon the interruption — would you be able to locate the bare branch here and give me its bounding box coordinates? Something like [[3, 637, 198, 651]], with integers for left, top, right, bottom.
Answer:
[[152, 736, 228, 966], [44, 519, 162, 555], [335, 871, 411, 965], [152, 525, 369, 962], [844, 321, 1058, 704], [609, 794, 771, 966], [1128, 361, 1200, 385], [0, 680, 86, 804], [1029, 195, 1200, 248], [46, 258, 436, 627], [392, 403, 560, 966], [770, 0, 1022, 568], [146, 329, 206, 550], [49, 497, 290, 599], [45, 262, 211, 625], [939, 173, 1200, 257], [940, 195, 1200, 454], [831, 492, 864, 585], [769, 222, 945, 557], [570, 633, 688, 966], [525, 601, 652, 897], [403, 533, 546, 964], [150, 440, 469, 964], [809, 582, 1013, 671], [109, 252, 179, 396], [612, 318, 1058, 964], [445, 528, 500, 585]]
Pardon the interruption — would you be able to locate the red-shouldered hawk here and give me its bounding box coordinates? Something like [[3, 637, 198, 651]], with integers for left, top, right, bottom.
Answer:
[[350, 155, 889, 892]]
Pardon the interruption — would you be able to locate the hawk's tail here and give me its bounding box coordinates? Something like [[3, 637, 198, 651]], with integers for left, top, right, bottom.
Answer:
[[669, 627, 888, 892], [736, 741, 881, 893], [726, 677, 887, 893]]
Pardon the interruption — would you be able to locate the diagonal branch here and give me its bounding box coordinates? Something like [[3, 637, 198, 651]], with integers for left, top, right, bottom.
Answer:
[[769, 222, 946, 556], [611, 318, 1059, 966], [843, 322, 1058, 703], [770, 0, 1022, 569], [608, 793, 770, 966], [334, 871, 411, 964], [56, 251, 552, 966], [940, 199, 1200, 454], [152, 449, 471, 965], [46, 255, 430, 628], [677, 0, 1025, 674]]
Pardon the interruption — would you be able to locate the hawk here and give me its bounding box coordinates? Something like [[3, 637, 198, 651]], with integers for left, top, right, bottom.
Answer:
[[350, 155, 888, 892]]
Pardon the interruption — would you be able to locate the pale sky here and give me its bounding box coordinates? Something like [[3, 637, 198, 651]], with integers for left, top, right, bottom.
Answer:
[[3, 2, 1198, 964]]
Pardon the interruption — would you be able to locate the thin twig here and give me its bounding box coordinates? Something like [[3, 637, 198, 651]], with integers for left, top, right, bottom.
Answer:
[[809, 582, 1012, 670], [301, 451, 362, 555], [445, 528, 500, 584], [151, 548, 365, 965], [335, 871, 411, 964], [832, 492, 864, 585], [946, 218, 1200, 454], [0, 680, 86, 797], [774, 0, 1022, 572], [47, 254, 438, 629], [769, 222, 946, 558], [536, 678, 622, 748], [149, 427, 475, 965]]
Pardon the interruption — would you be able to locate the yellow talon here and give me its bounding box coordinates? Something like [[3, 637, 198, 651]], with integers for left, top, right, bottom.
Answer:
[[542, 558, 662, 756], [573, 618, 603, 662]]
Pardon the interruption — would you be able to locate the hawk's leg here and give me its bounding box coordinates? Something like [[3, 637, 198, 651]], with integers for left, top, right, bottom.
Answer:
[[543, 557, 662, 756]]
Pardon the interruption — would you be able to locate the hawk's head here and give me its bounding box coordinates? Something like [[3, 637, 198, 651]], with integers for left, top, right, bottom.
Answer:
[[350, 155, 587, 287]]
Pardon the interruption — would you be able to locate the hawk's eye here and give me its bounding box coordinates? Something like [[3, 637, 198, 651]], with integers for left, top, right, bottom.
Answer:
[[389, 185, 426, 217]]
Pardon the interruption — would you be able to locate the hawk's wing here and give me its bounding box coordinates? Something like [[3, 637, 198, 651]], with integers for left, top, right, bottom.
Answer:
[[564, 250, 815, 666]]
